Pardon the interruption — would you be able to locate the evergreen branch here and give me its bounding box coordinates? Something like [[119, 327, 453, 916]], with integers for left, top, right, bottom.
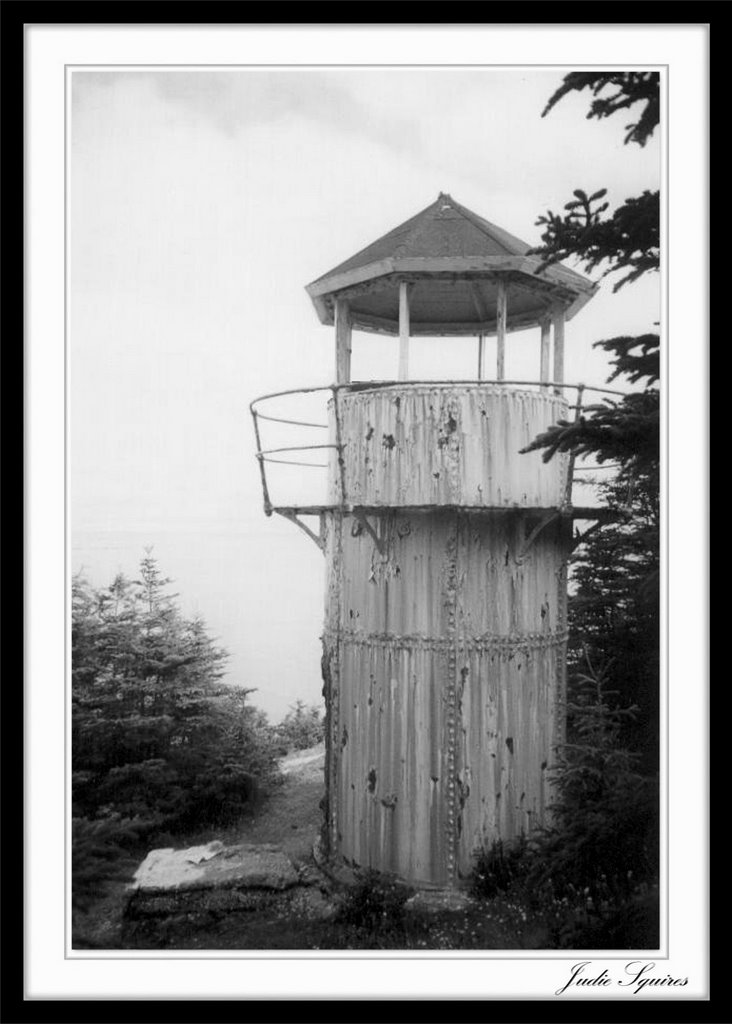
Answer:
[[530, 190, 659, 291], [542, 72, 660, 147]]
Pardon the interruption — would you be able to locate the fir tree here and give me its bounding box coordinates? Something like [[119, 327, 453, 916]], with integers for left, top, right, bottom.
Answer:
[[72, 552, 278, 830], [567, 462, 659, 766], [274, 700, 325, 753], [520, 73, 661, 767], [523, 72, 660, 482], [531, 73, 659, 291]]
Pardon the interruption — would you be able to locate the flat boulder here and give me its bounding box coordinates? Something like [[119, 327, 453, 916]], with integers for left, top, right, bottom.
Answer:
[[127, 842, 300, 919], [132, 841, 299, 893]]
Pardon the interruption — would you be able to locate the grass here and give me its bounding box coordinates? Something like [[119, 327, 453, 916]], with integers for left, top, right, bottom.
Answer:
[[75, 855, 658, 952], [72, 746, 658, 951], [118, 880, 553, 951]]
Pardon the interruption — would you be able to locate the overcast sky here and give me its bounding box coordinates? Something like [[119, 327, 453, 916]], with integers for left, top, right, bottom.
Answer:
[[70, 68, 660, 720]]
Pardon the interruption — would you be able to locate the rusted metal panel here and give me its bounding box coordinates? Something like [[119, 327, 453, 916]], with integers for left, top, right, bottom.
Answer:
[[323, 506, 569, 887], [455, 643, 560, 879], [334, 641, 451, 886], [329, 385, 569, 508], [452, 512, 568, 879], [455, 512, 566, 635], [324, 511, 456, 885]]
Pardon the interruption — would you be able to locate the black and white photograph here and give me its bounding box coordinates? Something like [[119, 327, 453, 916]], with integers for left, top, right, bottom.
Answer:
[[15, 17, 709, 1009], [69, 63, 662, 953]]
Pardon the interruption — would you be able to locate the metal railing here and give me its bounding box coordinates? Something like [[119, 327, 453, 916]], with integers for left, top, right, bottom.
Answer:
[[249, 379, 628, 516], [250, 384, 340, 515]]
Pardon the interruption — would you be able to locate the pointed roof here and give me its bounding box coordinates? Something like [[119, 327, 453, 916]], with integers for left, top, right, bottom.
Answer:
[[312, 193, 536, 282], [306, 193, 597, 335]]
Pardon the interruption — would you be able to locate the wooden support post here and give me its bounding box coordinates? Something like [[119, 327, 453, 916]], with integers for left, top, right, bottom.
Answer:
[[335, 298, 352, 384], [552, 306, 565, 394], [477, 334, 485, 380], [539, 316, 551, 390], [398, 281, 410, 380], [496, 279, 507, 381]]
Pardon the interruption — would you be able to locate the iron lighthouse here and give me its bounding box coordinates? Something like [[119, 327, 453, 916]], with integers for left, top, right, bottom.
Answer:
[[252, 193, 600, 888]]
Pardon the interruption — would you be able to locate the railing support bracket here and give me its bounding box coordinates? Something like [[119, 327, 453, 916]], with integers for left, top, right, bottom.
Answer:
[[515, 509, 562, 565], [354, 512, 387, 556], [275, 509, 326, 552]]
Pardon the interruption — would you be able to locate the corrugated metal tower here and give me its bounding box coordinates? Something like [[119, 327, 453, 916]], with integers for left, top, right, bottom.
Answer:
[[251, 193, 604, 889]]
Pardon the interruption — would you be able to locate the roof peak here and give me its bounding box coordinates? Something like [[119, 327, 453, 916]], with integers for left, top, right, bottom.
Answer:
[[310, 192, 528, 287], [308, 193, 592, 297]]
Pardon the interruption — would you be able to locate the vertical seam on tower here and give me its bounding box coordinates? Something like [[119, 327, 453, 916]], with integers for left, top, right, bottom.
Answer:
[[444, 511, 459, 886], [330, 510, 344, 856]]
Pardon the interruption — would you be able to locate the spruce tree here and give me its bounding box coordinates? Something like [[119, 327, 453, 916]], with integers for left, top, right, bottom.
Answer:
[[72, 552, 277, 831], [520, 73, 661, 765]]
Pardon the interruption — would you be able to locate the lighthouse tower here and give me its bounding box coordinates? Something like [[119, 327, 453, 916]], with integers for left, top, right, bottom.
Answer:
[[252, 193, 599, 889]]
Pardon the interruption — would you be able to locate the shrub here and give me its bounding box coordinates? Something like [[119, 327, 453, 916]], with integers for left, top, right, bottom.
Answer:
[[471, 837, 529, 900], [72, 814, 148, 911], [273, 700, 324, 753], [72, 555, 280, 839], [526, 660, 659, 906], [335, 868, 411, 937]]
